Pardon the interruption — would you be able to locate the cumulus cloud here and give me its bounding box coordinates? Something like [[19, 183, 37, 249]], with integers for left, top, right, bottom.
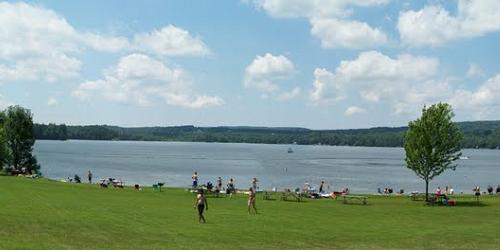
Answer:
[[310, 51, 439, 105], [310, 18, 387, 49], [398, 0, 500, 46], [309, 50, 500, 118], [0, 2, 211, 83], [449, 75, 500, 119], [244, 53, 295, 93], [344, 106, 365, 116], [72, 54, 223, 108], [310, 68, 343, 103], [0, 2, 129, 82], [243, 53, 302, 101], [249, 0, 389, 49], [277, 87, 301, 101], [47, 97, 58, 106], [133, 25, 210, 56], [308, 50, 457, 116], [250, 0, 388, 19]]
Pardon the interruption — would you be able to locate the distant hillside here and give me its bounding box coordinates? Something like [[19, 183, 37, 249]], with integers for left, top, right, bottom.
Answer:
[[34, 121, 500, 149]]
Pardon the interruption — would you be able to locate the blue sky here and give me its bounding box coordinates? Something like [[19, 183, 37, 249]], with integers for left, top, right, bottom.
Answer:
[[1, 0, 500, 129]]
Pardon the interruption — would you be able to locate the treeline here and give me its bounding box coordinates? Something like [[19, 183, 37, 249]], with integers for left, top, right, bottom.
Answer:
[[33, 121, 500, 149]]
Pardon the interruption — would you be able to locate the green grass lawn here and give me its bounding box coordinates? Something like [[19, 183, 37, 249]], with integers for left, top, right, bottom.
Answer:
[[1, 176, 499, 250]]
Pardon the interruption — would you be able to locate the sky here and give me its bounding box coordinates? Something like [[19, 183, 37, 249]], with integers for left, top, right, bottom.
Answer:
[[1, 0, 500, 129]]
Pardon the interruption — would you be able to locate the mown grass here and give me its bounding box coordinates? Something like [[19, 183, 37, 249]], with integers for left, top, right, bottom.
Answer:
[[1, 176, 499, 250]]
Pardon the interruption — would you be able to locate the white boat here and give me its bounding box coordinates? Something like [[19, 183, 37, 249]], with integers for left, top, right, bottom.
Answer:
[[459, 156, 470, 160]]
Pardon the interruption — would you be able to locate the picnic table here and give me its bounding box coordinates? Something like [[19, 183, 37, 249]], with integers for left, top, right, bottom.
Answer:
[[263, 191, 279, 200], [281, 192, 302, 202], [409, 193, 426, 201], [342, 195, 368, 205]]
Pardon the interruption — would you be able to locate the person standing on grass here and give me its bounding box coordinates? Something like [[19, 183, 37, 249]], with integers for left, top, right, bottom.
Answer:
[[192, 171, 198, 188], [248, 187, 258, 214], [194, 189, 208, 223], [319, 180, 325, 193], [251, 177, 258, 192], [227, 178, 235, 198], [216, 176, 223, 192], [88, 170, 93, 184]]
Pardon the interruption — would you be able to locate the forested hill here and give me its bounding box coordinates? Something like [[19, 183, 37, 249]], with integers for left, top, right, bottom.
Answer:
[[33, 121, 500, 149]]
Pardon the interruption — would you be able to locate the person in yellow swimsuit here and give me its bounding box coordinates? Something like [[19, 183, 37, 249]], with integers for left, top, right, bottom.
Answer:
[[248, 187, 258, 214]]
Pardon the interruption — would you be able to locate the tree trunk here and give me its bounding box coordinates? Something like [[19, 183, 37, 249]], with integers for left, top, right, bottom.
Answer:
[[425, 179, 429, 202]]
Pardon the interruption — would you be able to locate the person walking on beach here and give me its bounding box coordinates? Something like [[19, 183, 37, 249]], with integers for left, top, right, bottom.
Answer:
[[88, 170, 93, 184], [227, 178, 235, 198], [192, 172, 198, 188], [194, 189, 208, 223], [248, 187, 258, 214], [251, 177, 258, 192], [216, 177, 223, 192]]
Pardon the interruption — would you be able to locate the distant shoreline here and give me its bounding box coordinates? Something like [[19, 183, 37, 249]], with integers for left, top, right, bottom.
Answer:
[[33, 121, 500, 149], [34, 138, 500, 151]]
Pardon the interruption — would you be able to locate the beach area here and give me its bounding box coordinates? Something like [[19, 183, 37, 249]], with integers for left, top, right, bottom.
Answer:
[[1, 176, 499, 249], [35, 140, 500, 194]]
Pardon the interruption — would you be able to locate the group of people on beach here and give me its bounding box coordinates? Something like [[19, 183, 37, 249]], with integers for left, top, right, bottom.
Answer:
[[193, 172, 258, 223], [474, 185, 500, 195], [192, 172, 242, 198]]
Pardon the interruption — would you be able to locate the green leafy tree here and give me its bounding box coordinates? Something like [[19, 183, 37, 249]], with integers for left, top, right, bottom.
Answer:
[[404, 103, 463, 201], [0, 111, 10, 170], [4, 106, 40, 174]]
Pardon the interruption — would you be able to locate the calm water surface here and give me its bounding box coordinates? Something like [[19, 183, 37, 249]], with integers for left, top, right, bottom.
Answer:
[[34, 140, 500, 193]]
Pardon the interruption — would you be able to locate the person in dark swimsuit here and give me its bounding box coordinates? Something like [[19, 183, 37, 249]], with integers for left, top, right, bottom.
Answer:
[[248, 187, 258, 214], [88, 170, 93, 183], [194, 189, 208, 223], [319, 180, 325, 193]]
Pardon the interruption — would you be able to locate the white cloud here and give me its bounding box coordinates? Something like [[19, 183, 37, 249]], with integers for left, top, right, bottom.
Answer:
[[466, 64, 485, 78], [250, 0, 389, 49], [72, 54, 223, 108], [277, 87, 301, 101], [80, 33, 129, 52], [133, 25, 210, 56], [47, 97, 58, 106], [250, 0, 388, 19], [449, 75, 500, 119], [310, 18, 388, 49], [0, 2, 211, 83], [310, 51, 439, 104], [310, 50, 500, 118], [243, 53, 294, 93], [0, 53, 82, 82], [344, 106, 365, 116], [309, 51, 449, 115], [398, 0, 500, 46], [392, 80, 453, 115], [310, 68, 343, 102], [0, 2, 130, 82]]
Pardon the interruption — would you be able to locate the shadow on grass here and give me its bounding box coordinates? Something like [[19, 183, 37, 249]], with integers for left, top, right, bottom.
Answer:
[[455, 201, 488, 207], [424, 201, 488, 207], [339, 202, 371, 206]]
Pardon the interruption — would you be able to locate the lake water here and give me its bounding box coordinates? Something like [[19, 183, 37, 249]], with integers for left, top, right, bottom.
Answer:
[[34, 140, 500, 194]]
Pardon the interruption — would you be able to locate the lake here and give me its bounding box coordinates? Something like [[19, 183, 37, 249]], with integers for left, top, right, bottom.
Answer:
[[34, 140, 500, 194]]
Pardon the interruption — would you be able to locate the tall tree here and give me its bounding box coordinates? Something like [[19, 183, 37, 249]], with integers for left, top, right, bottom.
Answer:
[[0, 111, 9, 168], [404, 103, 463, 201], [4, 106, 40, 174]]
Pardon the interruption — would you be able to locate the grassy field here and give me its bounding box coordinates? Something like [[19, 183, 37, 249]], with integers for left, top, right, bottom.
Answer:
[[1, 176, 499, 250]]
